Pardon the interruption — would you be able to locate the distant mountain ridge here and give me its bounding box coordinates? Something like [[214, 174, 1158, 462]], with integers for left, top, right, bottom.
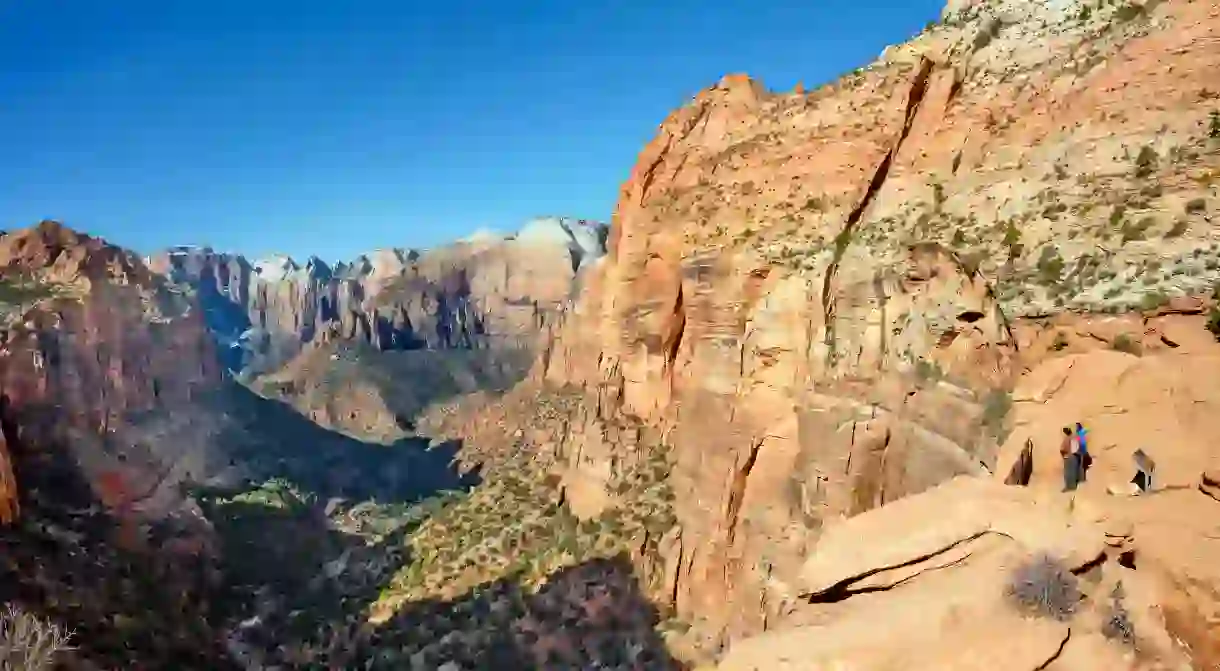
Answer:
[[148, 216, 609, 373]]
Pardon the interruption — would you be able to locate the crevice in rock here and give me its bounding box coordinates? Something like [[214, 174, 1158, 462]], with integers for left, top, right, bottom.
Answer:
[[662, 284, 686, 380], [724, 437, 763, 547], [668, 532, 684, 609], [820, 56, 936, 368], [805, 530, 1000, 603], [1032, 627, 1072, 671], [851, 426, 893, 514], [1070, 550, 1108, 577], [945, 68, 964, 112]]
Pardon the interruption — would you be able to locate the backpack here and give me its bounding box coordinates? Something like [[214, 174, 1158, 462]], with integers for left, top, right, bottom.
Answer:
[[1076, 427, 1091, 469]]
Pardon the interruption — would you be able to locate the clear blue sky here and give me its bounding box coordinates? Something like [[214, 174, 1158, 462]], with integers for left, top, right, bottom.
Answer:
[[0, 0, 942, 262]]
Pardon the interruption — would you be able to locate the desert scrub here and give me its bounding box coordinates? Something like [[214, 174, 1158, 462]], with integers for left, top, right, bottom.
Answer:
[[0, 275, 58, 306], [1005, 554, 1082, 621], [980, 388, 1013, 444], [0, 605, 73, 671], [377, 422, 679, 619], [382, 435, 676, 608], [1101, 582, 1136, 645], [1112, 333, 1142, 355], [1140, 291, 1170, 311], [1115, 1, 1146, 22], [1207, 305, 1220, 340], [914, 358, 946, 385], [1164, 219, 1189, 238], [1120, 217, 1154, 244], [1133, 145, 1158, 179], [1036, 246, 1065, 284]]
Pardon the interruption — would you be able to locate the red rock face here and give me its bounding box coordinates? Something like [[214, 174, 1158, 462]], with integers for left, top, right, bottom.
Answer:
[[0, 433, 15, 524], [514, 0, 1220, 651], [0, 221, 223, 524]]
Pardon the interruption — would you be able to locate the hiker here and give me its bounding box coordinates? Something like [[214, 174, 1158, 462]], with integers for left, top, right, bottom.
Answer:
[[1060, 426, 1081, 491], [1074, 422, 1092, 482], [1131, 448, 1155, 493], [1107, 449, 1156, 496]]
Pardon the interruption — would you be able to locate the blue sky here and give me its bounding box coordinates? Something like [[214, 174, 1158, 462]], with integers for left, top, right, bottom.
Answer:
[[0, 0, 942, 262]]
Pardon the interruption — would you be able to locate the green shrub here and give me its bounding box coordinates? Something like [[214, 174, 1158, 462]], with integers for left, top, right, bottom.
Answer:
[[1037, 246, 1065, 284], [1164, 219, 1189, 238], [1112, 333, 1142, 355], [1207, 306, 1220, 340], [1002, 221, 1021, 249], [1115, 2, 1145, 22], [981, 388, 1013, 443], [914, 359, 945, 383], [0, 278, 56, 306], [1120, 217, 1154, 243], [1133, 146, 1158, 179], [1141, 291, 1169, 311]]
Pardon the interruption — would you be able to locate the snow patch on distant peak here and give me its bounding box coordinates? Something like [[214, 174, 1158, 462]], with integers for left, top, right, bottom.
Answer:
[[252, 254, 301, 282], [515, 216, 609, 267]]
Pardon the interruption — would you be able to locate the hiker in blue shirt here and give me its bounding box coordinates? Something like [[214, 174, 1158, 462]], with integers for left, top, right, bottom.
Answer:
[[1075, 422, 1092, 482]]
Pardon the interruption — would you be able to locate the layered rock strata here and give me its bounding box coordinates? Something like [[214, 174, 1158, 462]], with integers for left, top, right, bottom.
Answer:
[[149, 216, 608, 372], [431, 0, 1220, 662]]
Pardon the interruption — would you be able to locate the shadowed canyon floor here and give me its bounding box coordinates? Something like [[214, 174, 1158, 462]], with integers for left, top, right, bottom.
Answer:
[[4, 0, 1220, 668]]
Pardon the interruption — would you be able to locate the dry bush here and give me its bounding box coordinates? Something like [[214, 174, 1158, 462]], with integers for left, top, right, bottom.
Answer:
[[0, 605, 72, 671], [1005, 554, 1082, 621], [1101, 582, 1137, 645]]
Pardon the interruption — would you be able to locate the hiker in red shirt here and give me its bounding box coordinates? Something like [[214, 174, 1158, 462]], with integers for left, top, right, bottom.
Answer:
[[1060, 427, 1080, 491]]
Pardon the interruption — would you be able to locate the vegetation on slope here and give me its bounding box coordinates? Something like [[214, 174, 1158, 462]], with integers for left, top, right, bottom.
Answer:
[[377, 442, 676, 613]]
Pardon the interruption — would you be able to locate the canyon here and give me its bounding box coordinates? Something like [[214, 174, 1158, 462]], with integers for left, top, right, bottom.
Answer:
[[406, 0, 1220, 667], [2, 0, 1220, 668], [148, 216, 608, 441]]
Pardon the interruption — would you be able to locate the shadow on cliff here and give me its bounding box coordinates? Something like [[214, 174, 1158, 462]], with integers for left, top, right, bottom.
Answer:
[[190, 379, 483, 504], [353, 344, 533, 422], [348, 554, 687, 670], [194, 493, 424, 667], [0, 395, 240, 669], [0, 385, 471, 669], [0, 390, 685, 669], [251, 340, 534, 443]]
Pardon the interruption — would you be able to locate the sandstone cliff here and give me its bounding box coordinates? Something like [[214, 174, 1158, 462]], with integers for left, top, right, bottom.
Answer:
[[408, 0, 1220, 666], [148, 216, 608, 374], [0, 220, 226, 524], [0, 220, 242, 666]]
